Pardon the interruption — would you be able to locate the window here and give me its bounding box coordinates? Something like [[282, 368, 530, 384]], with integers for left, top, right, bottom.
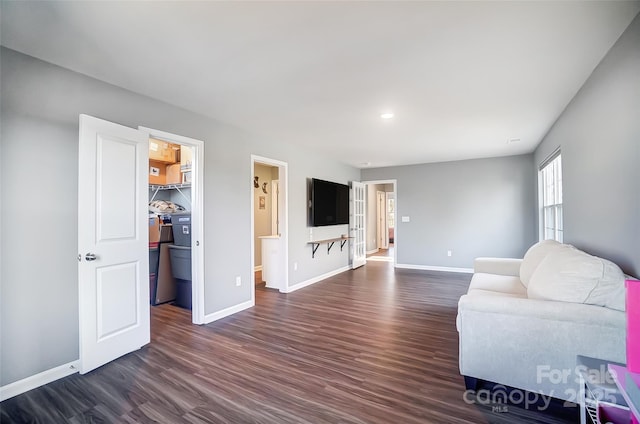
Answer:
[[540, 153, 563, 242], [387, 197, 395, 229]]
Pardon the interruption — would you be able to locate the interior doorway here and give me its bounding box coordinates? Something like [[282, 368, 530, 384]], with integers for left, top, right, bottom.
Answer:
[[139, 126, 205, 324], [251, 155, 288, 299], [363, 180, 397, 265]]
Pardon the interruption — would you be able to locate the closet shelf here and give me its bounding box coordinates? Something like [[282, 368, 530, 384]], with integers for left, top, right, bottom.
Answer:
[[149, 183, 191, 206], [149, 183, 191, 191]]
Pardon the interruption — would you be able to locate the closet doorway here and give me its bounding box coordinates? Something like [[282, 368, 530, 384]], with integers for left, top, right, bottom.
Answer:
[[140, 126, 205, 324]]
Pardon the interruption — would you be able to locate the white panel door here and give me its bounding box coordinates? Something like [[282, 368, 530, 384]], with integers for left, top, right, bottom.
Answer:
[[350, 181, 366, 269], [78, 114, 150, 374], [377, 191, 389, 249]]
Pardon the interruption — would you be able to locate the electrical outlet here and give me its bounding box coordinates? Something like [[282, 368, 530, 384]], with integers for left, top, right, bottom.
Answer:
[[235, 276, 241, 286], [294, 262, 298, 271], [447, 250, 452, 257]]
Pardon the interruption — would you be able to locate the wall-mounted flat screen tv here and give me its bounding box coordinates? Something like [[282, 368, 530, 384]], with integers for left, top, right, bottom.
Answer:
[[310, 178, 349, 227]]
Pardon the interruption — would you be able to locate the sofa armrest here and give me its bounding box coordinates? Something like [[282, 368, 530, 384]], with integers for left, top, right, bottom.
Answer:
[[473, 257, 522, 277]]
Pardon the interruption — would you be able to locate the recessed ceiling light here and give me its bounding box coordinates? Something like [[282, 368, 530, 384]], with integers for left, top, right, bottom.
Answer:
[[507, 138, 521, 144], [360, 162, 372, 167], [380, 112, 394, 120]]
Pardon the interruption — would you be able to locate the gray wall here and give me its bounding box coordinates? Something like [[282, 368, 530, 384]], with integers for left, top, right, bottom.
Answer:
[[0, 47, 359, 386], [534, 14, 640, 277], [169, 187, 192, 209], [362, 155, 536, 269]]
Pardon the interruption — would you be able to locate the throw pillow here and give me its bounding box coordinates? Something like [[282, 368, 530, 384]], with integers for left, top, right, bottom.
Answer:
[[527, 246, 626, 310], [519, 239, 562, 287]]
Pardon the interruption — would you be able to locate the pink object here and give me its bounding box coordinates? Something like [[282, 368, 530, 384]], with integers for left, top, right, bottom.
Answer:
[[628, 279, 640, 373], [609, 364, 640, 422], [597, 402, 631, 424]]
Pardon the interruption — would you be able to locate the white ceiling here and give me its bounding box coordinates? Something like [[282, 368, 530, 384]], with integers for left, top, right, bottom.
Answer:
[[2, 1, 639, 168]]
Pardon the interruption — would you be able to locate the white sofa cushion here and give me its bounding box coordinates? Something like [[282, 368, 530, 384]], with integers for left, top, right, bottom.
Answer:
[[527, 245, 626, 310], [519, 239, 562, 287], [468, 272, 527, 297]]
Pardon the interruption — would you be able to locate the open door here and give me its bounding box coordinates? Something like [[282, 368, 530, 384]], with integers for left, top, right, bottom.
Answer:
[[350, 181, 366, 269], [78, 115, 150, 374], [377, 190, 389, 250]]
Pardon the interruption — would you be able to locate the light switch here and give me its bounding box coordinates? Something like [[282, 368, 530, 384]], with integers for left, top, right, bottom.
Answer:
[[401, 216, 410, 223]]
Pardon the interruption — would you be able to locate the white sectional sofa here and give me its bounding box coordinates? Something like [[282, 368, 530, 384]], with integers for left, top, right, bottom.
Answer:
[[457, 240, 627, 401]]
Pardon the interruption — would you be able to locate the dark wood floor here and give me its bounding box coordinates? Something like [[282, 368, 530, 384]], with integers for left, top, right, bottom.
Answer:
[[366, 243, 394, 258], [1, 262, 578, 423]]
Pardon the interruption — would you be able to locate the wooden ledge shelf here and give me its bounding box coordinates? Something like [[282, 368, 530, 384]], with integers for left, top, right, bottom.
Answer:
[[307, 236, 351, 258]]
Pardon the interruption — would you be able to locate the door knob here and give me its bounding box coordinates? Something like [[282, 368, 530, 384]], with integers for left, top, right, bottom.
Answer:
[[85, 253, 98, 261]]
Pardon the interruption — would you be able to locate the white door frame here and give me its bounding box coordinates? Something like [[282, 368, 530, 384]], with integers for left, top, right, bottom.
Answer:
[[139, 126, 205, 325], [271, 180, 279, 235], [251, 155, 289, 297], [363, 179, 398, 266]]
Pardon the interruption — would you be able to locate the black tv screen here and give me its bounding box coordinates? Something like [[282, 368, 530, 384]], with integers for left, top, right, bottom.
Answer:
[[310, 178, 349, 226]]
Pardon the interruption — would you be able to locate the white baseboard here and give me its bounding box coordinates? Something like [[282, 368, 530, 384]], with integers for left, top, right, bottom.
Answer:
[[366, 248, 379, 255], [203, 299, 254, 324], [0, 360, 79, 401], [395, 263, 473, 274], [254, 265, 262, 272], [282, 265, 350, 293]]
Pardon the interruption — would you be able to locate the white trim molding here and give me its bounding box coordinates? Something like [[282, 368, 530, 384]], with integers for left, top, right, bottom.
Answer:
[[366, 248, 379, 255], [395, 263, 474, 274], [0, 360, 80, 401], [203, 300, 254, 324], [282, 266, 350, 293]]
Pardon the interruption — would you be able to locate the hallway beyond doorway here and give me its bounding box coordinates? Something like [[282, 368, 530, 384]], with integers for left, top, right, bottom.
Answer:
[[366, 244, 394, 262]]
